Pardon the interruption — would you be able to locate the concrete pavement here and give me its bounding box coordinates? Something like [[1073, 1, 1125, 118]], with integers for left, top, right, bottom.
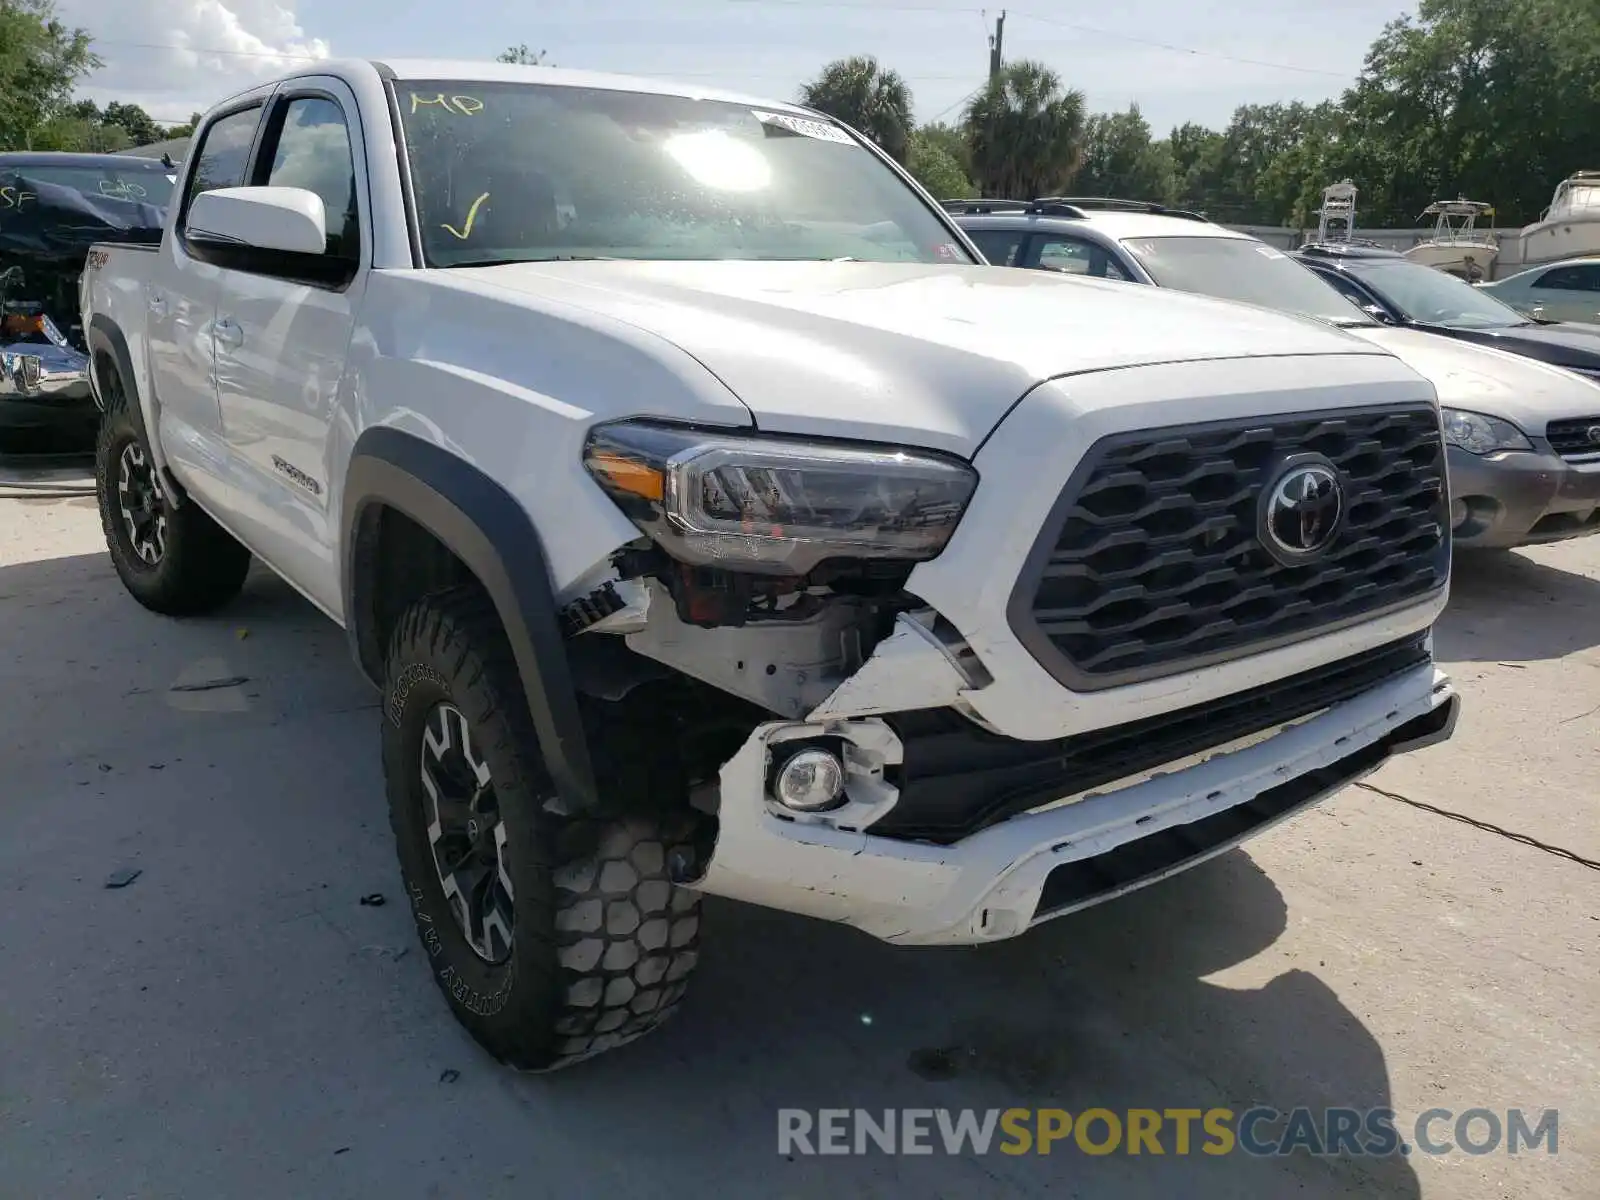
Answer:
[[0, 489, 1594, 1199]]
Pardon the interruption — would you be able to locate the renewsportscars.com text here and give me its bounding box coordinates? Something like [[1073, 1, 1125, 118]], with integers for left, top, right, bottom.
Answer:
[[777, 1107, 1559, 1157]]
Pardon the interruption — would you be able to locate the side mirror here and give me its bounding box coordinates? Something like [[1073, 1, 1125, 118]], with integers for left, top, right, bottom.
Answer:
[[187, 186, 327, 255]]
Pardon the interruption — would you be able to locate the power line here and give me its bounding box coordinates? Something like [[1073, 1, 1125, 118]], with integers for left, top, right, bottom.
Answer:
[[725, 0, 1352, 80], [1010, 11, 1349, 79], [94, 8, 1356, 83], [90, 38, 322, 61], [929, 82, 984, 123]]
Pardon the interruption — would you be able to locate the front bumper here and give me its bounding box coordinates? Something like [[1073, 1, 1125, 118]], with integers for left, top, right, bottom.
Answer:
[[0, 342, 96, 432], [1448, 444, 1600, 548], [686, 354, 1457, 942], [695, 661, 1457, 944]]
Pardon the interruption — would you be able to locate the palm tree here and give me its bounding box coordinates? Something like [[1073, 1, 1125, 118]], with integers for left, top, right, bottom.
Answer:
[[798, 56, 913, 164], [964, 61, 1087, 199]]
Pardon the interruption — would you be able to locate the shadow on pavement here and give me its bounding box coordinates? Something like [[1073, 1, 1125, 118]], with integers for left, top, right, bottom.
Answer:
[[0, 548, 1421, 1199], [553, 851, 1422, 1197], [1439, 548, 1600, 662]]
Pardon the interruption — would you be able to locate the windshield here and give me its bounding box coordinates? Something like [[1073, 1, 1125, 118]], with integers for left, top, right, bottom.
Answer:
[[1343, 259, 1528, 329], [1120, 236, 1370, 325], [395, 81, 972, 268], [4, 164, 175, 207]]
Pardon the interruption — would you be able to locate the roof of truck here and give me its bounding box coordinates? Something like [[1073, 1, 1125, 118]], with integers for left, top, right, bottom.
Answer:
[[238, 57, 822, 119]]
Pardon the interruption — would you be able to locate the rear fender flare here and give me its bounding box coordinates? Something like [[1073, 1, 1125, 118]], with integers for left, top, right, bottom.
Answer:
[[342, 425, 600, 814], [85, 315, 186, 504]]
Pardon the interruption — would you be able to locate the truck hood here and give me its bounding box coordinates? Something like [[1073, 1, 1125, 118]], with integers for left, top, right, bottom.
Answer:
[[1346, 325, 1600, 431], [452, 260, 1387, 455]]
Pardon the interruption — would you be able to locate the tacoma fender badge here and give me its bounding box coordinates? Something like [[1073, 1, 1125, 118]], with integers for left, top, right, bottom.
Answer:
[[271, 455, 324, 496]]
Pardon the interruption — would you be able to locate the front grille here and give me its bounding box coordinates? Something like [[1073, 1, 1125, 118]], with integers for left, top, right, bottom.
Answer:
[[1007, 404, 1447, 691], [874, 632, 1430, 845], [1545, 416, 1600, 460]]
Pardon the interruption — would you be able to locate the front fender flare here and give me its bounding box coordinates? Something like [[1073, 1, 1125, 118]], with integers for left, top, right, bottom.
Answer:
[[342, 426, 600, 814]]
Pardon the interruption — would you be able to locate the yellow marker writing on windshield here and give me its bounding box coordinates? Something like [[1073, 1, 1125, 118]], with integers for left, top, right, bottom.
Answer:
[[409, 93, 484, 116], [441, 192, 490, 240]]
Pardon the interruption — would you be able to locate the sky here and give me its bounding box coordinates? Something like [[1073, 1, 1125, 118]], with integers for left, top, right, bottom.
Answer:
[[57, 0, 1421, 136]]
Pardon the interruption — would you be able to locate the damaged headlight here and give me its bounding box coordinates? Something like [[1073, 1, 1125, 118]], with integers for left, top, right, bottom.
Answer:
[[1440, 408, 1532, 455], [582, 420, 977, 575]]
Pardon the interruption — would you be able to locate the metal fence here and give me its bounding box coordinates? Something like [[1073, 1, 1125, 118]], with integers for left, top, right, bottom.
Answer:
[[1223, 224, 1524, 252]]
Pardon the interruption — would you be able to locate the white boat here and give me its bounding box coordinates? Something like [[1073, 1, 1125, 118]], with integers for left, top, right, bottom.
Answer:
[[1491, 171, 1600, 278], [1308, 180, 1387, 250], [1404, 198, 1498, 281], [1313, 180, 1358, 243]]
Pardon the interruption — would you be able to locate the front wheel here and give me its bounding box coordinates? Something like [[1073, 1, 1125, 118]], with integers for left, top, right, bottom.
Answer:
[[94, 391, 251, 615], [382, 586, 702, 1070]]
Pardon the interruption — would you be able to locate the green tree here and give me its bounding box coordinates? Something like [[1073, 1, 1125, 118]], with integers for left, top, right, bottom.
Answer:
[[1165, 120, 1226, 213], [907, 128, 972, 199], [963, 60, 1086, 199], [1074, 105, 1173, 203], [497, 44, 550, 65], [0, 0, 99, 150], [915, 120, 970, 176], [161, 111, 203, 139], [101, 100, 163, 147], [28, 113, 129, 151], [798, 55, 913, 165], [1337, 0, 1600, 226]]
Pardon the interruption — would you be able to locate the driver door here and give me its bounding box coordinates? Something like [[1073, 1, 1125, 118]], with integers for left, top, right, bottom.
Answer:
[[208, 79, 371, 617]]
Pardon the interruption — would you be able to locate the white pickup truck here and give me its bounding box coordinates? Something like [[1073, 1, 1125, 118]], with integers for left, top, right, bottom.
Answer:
[[81, 58, 1459, 1071]]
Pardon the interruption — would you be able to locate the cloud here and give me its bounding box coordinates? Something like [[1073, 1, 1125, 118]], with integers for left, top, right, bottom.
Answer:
[[57, 0, 330, 124]]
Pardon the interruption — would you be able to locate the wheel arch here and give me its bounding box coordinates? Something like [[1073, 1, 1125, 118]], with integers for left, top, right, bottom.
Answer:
[[86, 315, 145, 430], [87, 314, 190, 505], [342, 425, 600, 814]]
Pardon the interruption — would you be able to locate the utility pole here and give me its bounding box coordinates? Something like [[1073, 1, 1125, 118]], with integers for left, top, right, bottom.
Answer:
[[988, 10, 1006, 80]]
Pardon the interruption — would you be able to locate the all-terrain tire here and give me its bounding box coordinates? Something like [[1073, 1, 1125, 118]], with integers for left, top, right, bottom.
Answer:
[[382, 585, 702, 1071], [94, 380, 251, 615]]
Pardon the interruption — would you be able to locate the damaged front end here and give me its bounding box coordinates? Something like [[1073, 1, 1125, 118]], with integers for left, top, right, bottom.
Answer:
[[556, 419, 988, 870]]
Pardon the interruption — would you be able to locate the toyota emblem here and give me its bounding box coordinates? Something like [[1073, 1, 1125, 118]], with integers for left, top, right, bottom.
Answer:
[[1587, 424, 1600, 446], [1261, 461, 1344, 562]]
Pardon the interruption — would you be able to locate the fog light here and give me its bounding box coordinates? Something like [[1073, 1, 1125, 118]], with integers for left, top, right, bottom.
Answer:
[[1450, 497, 1470, 529], [772, 747, 845, 811]]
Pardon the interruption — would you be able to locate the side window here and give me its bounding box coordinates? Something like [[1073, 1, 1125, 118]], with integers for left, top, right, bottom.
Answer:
[[1034, 235, 1127, 279], [1533, 266, 1600, 292], [180, 106, 262, 224], [263, 97, 360, 261], [1035, 237, 1094, 275], [966, 228, 1028, 266], [1319, 269, 1370, 307]]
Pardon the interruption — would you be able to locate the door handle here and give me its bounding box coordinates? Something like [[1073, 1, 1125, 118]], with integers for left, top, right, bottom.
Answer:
[[214, 317, 243, 349], [148, 293, 167, 317]]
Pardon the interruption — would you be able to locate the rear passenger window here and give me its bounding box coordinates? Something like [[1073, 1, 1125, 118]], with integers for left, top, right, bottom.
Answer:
[[181, 106, 262, 221], [966, 228, 1028, 266], [263, 97, 360, 261]]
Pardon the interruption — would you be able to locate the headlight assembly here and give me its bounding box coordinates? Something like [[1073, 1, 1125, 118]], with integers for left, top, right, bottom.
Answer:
[[582, 420, 977, 575], [1440, 408, 1532, 455]]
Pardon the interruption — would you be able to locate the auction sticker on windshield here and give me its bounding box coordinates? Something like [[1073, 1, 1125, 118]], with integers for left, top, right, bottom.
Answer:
[[751, 111, 856, 145]]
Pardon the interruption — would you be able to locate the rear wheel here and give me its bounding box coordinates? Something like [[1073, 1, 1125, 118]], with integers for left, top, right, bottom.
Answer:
[[95, 377, 251, 615], [383, 586, 702, 1070]]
